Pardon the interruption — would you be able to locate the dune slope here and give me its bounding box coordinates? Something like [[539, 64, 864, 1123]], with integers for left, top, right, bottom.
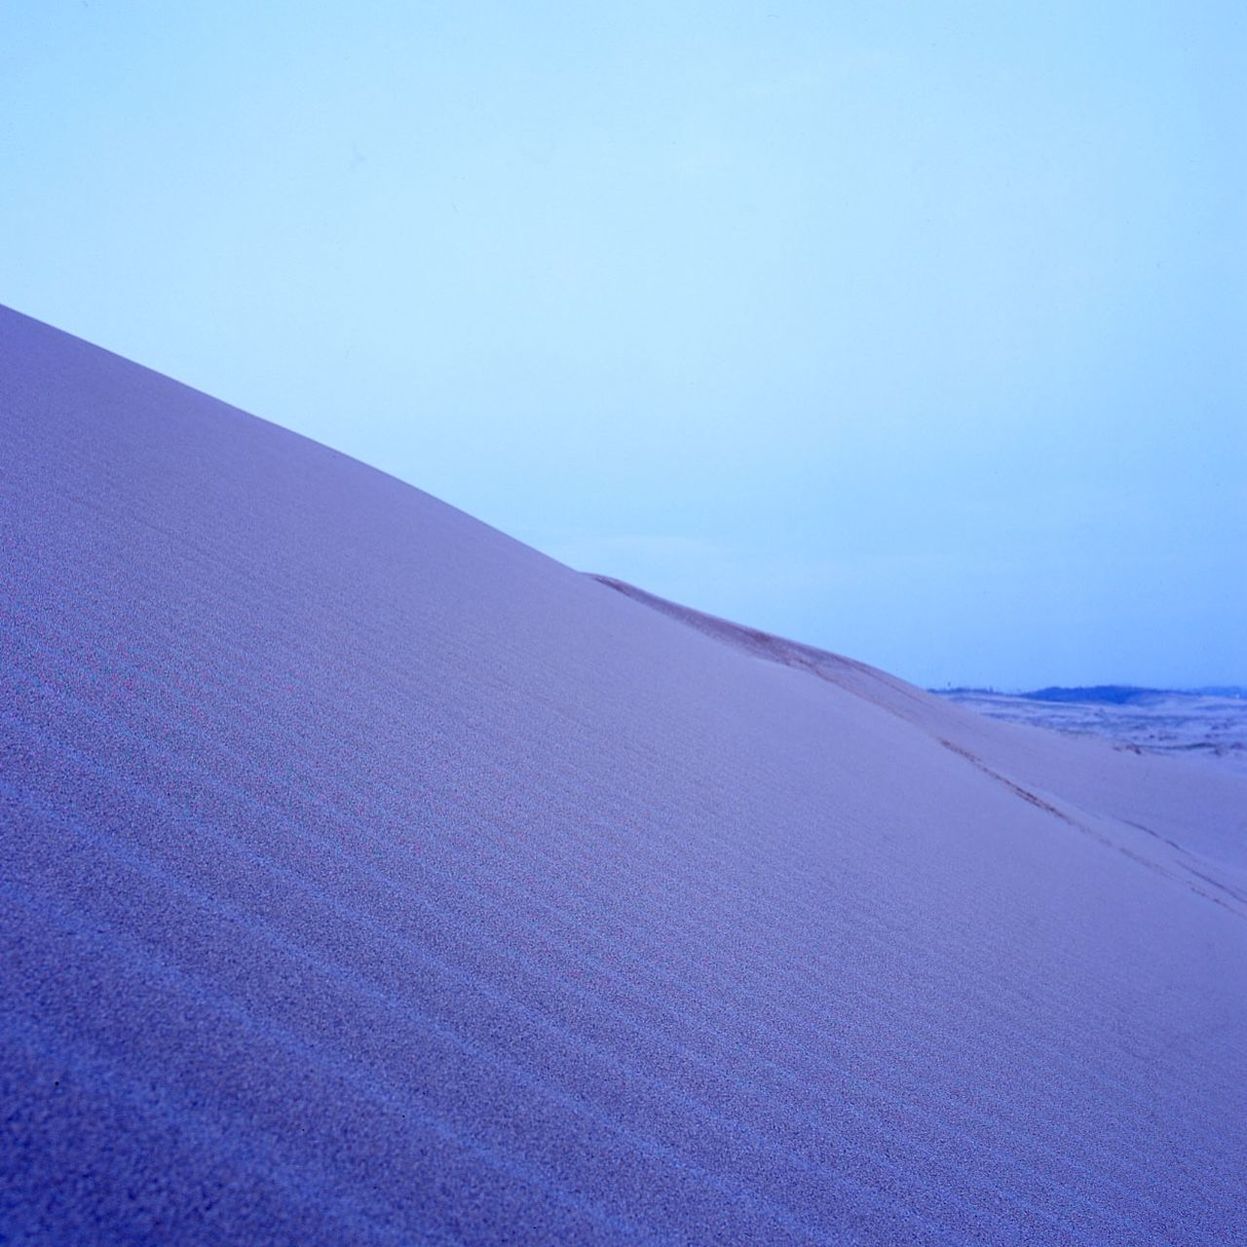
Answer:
[[1, 305, 1244, 1246]]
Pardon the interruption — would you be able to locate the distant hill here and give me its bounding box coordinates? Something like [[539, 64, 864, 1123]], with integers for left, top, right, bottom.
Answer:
[[1020, 685, 1173, 705], [936, 685, 1247, 704]]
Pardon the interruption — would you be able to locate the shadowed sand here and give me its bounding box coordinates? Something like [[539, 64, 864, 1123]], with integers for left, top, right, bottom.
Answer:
[[1, 304, 1244, 1245]]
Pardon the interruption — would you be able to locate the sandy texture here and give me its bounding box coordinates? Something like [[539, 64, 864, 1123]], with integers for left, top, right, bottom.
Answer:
[[1, 305, 1244, 1245], [936, 688, 1247, 774]]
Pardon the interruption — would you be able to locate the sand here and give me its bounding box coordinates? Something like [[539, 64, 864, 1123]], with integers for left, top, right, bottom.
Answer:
[[936, 687, 1247, 774], [1, 304, 1244, 1245]]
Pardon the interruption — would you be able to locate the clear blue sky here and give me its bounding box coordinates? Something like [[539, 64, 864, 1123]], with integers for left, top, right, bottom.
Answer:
[[3, 1, 1243, 688]]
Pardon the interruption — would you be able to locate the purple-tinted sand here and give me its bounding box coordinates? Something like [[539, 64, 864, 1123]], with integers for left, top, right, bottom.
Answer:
[[1, 304, 1245, 1245]]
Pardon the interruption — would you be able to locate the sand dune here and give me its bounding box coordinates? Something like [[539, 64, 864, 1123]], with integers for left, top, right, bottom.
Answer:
[[936, 686, 1247, 774], [1, 304, 1244, 1245]]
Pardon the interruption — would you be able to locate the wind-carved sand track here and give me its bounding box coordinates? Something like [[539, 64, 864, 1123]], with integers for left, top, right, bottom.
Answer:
[[594, 574, 1247, 925]]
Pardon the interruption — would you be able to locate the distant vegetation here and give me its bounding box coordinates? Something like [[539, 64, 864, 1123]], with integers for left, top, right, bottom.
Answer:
[[934, 685, 1247, 703], [1022, 686, 1171, 705]]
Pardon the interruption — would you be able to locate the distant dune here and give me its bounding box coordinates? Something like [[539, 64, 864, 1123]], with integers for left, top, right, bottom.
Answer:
[[2, 304, 1245, 1245], [937, 687, 1247, 773]]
